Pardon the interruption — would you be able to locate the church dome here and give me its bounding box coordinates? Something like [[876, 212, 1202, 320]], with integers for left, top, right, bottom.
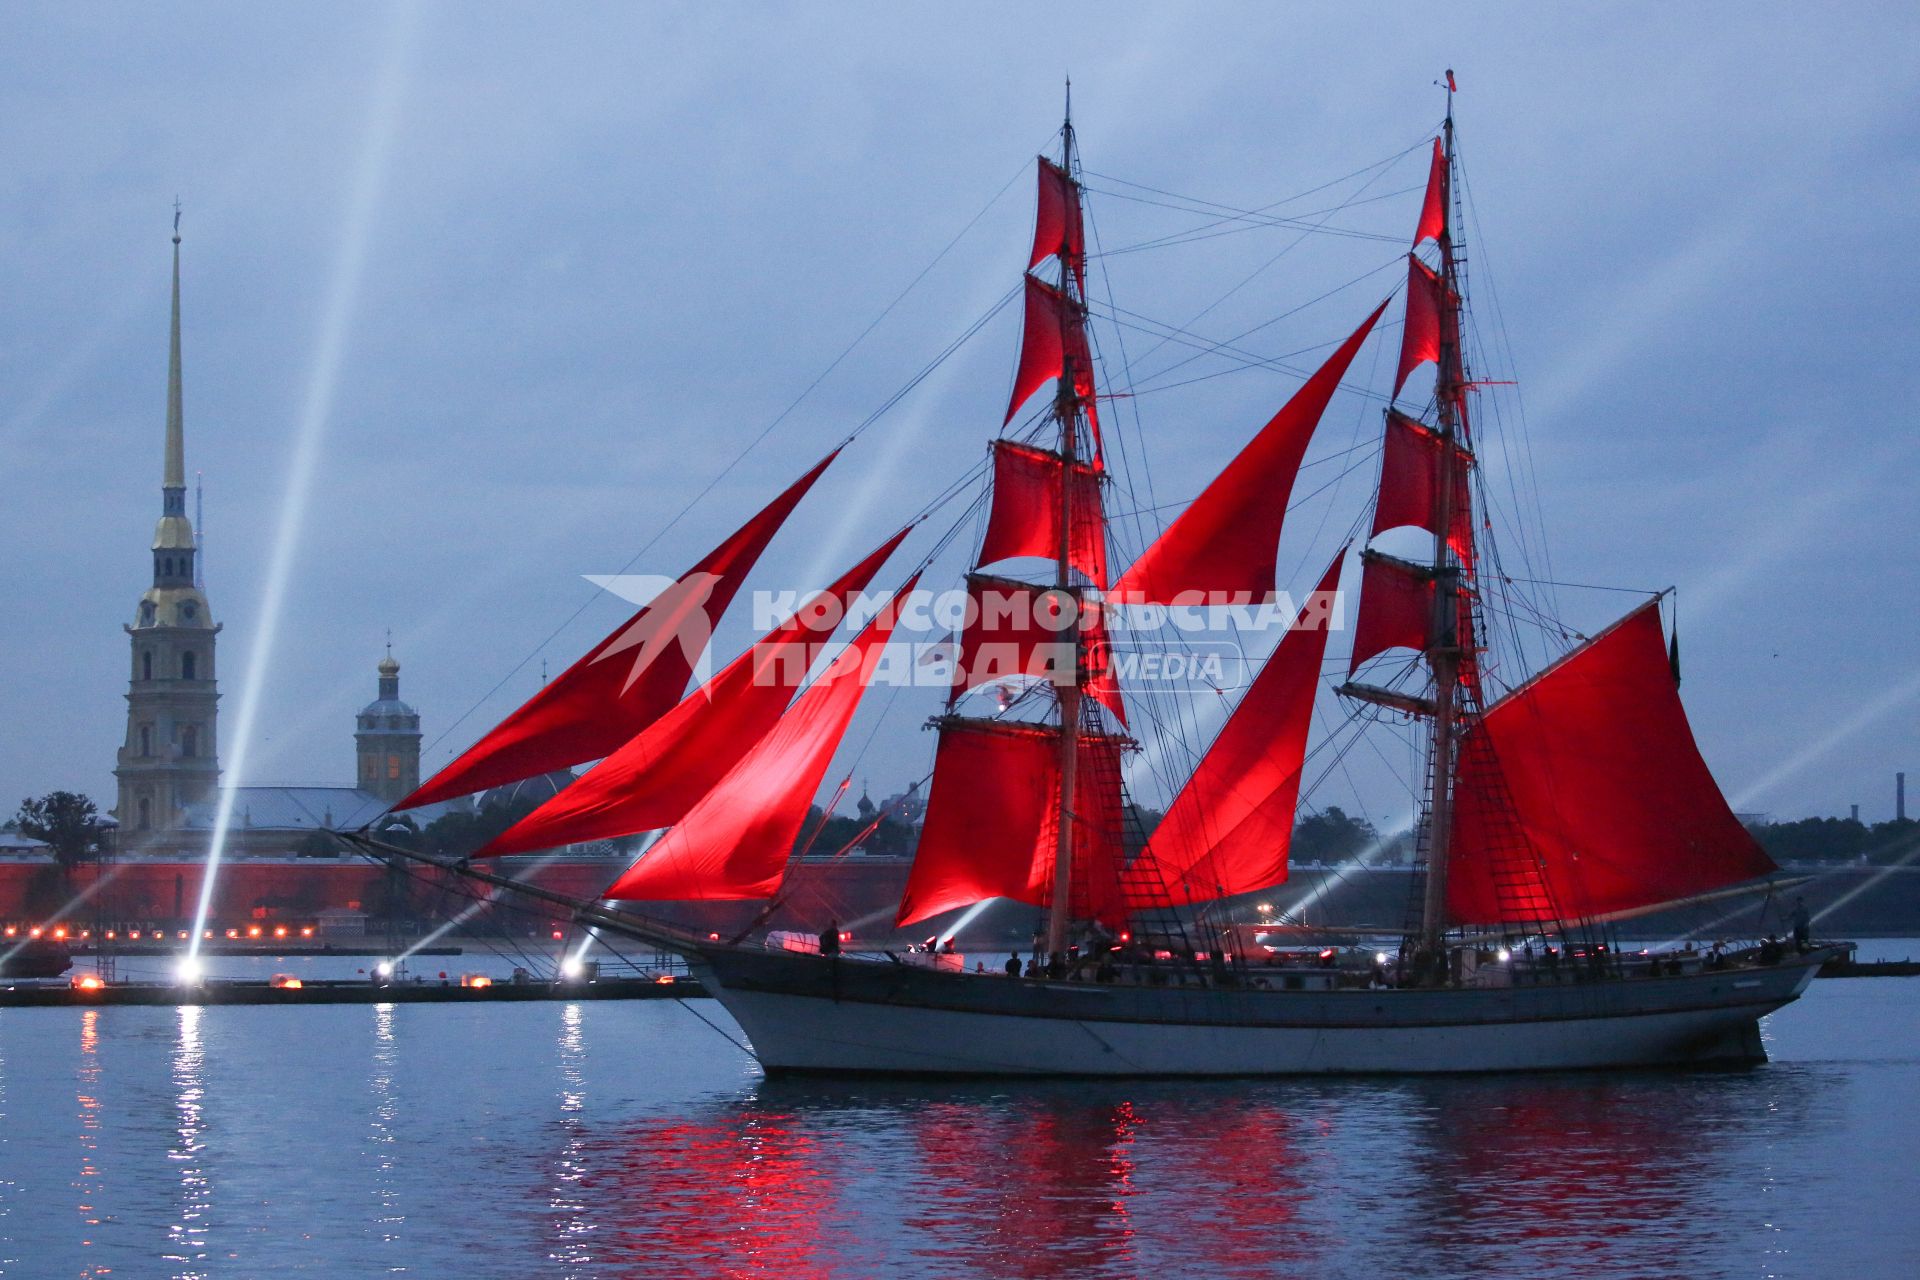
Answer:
[[358, 651, 418, 725], [484, 770, 576, 813]]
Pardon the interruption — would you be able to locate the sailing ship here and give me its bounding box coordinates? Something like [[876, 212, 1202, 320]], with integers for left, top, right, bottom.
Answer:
[[361, 84, 1828, 1075]]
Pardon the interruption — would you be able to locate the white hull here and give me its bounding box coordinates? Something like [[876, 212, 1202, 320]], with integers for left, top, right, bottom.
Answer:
[[690, 948, 1824, 1077]]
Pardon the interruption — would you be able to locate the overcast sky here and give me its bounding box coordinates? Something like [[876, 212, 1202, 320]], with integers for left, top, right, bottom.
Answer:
[[3, 2, 1914, 829]]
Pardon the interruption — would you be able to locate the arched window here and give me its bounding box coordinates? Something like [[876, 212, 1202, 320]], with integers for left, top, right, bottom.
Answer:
[[138, 797, 152, 830], [387, 754, 401, 780], [182, 725, 198, 758], [140, 601, 156, 626], [142, 650, 153, 681], [140, 724, 152, 757], [182, 651, 197, 680]]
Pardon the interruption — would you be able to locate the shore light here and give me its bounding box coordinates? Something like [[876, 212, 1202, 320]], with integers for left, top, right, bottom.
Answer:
[[176, 956, 204, 985]]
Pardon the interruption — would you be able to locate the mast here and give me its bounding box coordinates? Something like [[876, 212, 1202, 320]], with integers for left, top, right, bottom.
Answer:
[[1046, 90, 1086, 959], [1417, 74, 1468, 966]]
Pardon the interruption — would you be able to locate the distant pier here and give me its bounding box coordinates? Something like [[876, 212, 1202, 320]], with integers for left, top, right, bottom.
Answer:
[[0, 975, 710, 1008]]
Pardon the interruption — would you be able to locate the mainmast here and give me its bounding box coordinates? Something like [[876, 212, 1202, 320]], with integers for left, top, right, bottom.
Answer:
[[1417, 75, 1469, 966], [1046, 94, 1089, 960]]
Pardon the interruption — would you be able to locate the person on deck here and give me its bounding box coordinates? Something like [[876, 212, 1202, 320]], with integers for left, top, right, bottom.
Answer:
[[1791, 898, 1812, 952], [819, 921, 841, 958], [1004, 952, 1023, 977]]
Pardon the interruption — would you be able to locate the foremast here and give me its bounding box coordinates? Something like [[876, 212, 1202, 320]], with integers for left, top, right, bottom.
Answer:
[[1046, 100, 1093, 960], [1418, 82, 1470, 966]]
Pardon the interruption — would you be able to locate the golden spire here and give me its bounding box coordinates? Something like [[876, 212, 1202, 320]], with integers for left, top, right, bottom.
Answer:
[[164, 201, 186, 497]]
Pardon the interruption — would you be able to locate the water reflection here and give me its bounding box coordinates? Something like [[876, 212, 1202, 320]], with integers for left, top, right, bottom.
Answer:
[[74, 1008, 103, 1277], [548, 1003, 592, 1272], [164, 1006, 211, 1278], [537, 1065, 1828, 1278], [366, 1003, 402, 1246], [1389, 1069, 1825, 1275]]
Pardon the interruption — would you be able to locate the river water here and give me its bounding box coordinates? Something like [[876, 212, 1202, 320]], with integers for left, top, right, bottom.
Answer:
[[0, 956, 1913, 1278]]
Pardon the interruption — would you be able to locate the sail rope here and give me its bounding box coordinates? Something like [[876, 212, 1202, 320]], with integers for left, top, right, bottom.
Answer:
[[419, 152, 1039, 762]]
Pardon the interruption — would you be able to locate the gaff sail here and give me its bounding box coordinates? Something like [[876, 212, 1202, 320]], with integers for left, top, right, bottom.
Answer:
[[1446, 603, 1777, 924]]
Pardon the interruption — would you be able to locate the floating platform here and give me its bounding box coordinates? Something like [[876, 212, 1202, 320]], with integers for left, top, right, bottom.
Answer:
[[1817, 957, 1920, 978], [0, 976, 710, 1008]]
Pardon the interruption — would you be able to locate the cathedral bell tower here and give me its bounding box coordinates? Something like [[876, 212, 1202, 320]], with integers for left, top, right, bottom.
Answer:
[[114, 213, 221, 851], [356, 645, 422, 805]]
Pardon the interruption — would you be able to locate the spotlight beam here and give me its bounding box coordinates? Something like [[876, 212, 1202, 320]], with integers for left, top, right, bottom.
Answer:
[[187, 6, 418, 959]]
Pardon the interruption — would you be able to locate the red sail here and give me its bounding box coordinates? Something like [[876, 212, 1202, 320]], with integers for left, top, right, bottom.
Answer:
[[1414, 137, 1447, 247], [978, 440, 1108, 586], [1029, 157, 1086, 293], [603, 577, 916, 902], [1347, 552, 1434, 674], [1372, 411, 1474, 566], [1112, 303, 1385, 605], [951, 575, 1124, 723], [478, 528, 910, 856], [1006, 275, 1067, 425], [897, 721, 1128, 927], [1394, 255, 1444, 399], [1447, 603, 1777, 924], [396, 453, 836, 809], [1005, 276, 1104, 461], [1138, 551, 1343, 905]]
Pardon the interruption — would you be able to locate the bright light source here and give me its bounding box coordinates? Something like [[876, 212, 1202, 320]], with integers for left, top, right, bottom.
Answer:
[[1375, 952, 1389, 965], [270, 974, 303, 990], [300, 927, 314, 938], [654, 974, 676, 985], [1497, 948, 1512, 963], [202, 931, 213, 940], [1257, 903, 1274, 915], [559, 958, 585, 981], [374, 960, 395, 979], [29, 928, 42, 939], [247, 925, 262, 938], [176, 956, 204, 985], [225, 929, 238, 939], [52, 927, 67, 940], [273, 926, 288, 939], [461, 974, 493, 989]]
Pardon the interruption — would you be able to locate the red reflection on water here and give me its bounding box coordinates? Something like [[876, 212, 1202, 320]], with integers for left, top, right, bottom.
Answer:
[[568, 1110, 851, 1278], [551, 1086, 1339, 1278]]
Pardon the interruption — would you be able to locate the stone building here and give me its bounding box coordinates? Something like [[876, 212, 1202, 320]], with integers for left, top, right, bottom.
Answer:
[[355, 649, 422, 805], [113, 220, 220, 852]]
